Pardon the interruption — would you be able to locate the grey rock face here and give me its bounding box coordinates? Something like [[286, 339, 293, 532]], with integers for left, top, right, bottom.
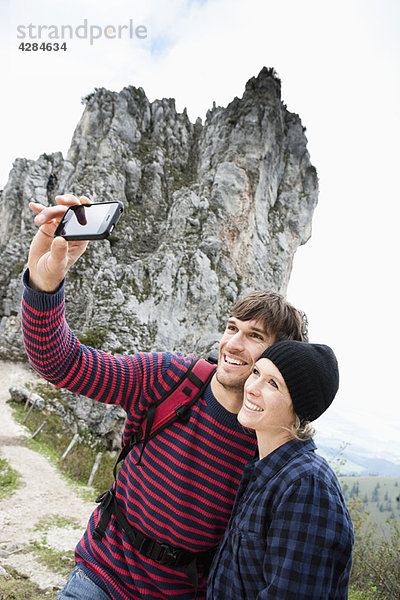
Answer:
[[0, 67, 318, 361], [7, 384, 126, 449], [8, 386, 46, 411]]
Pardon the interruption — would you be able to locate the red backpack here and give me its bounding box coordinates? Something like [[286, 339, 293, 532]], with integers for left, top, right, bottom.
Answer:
[[136, 357, 217, 453]]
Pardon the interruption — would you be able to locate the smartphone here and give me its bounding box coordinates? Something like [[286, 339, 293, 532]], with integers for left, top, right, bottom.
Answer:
[[54, 202, 123, 241]]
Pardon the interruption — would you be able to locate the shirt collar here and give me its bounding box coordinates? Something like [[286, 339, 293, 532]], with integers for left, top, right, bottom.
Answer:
[[245, 437, 317, 485]]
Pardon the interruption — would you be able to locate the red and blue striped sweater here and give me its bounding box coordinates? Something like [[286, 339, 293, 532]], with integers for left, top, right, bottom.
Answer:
[[21, 273, 257, 599]]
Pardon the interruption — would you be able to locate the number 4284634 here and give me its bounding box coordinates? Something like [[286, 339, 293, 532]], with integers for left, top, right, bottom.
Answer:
[[19, 42, 67, 51]]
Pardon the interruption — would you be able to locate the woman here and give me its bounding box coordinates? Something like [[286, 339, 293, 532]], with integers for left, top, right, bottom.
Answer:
[[207, 340, 354, 599]]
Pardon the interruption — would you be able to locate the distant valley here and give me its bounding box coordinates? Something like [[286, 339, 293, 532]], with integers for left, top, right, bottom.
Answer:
[[316, 441, 400, 477]]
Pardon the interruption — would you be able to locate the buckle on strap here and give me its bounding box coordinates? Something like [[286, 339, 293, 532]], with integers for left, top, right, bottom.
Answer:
[[95, 489, 114, 509], [139, 535, 215, 567], [137, 535, 181, 566], [93, 489, 114, 541], [153, 543, 180, 566]]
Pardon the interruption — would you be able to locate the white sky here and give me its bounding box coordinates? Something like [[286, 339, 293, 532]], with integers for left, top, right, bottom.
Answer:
[[1, 0, 399, 461]]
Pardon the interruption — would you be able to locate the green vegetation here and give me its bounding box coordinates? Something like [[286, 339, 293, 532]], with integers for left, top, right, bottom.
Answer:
[[337, 475, 400, 599], [347, 496, 400, 599], [0, 455, 21, 500], [166, 164, 195, 191], [10, 392, 114, 497], [30, 515, 78, 576], [3, 385, 118, 598], [79, 326, 109, 348], [107, 234, 120, 247], [10, 261, 26, 275], [324, 448, 400, 597], [0, 567, 48, 599], [340, 476, 400, 531], [349, 588, 378, 600]]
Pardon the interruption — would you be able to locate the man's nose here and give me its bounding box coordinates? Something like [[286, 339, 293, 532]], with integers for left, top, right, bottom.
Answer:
[[226, 331, 245, 351]]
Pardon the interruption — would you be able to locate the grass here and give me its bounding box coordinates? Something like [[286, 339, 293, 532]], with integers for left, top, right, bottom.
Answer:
[[10, 397, 115, 498], [0, 455, 21, 500], [348, 497, 400, 599], [29, 515, 79, 576], [340, 476, 400, 533], [349, 587, 379, 600], [0, 567, 49, 599], [0, 515, 81, 598], [3, 384, 119, 597]]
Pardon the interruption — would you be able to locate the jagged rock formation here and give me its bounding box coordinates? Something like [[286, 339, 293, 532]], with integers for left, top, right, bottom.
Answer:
[[0, 67, 318, 362]]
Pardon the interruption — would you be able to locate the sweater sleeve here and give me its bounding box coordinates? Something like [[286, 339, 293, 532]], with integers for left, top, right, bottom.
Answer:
[[21, 269, 193, 421]]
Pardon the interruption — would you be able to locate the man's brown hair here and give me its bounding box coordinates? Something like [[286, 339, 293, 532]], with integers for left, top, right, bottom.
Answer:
[[230, 290, 308, 343]]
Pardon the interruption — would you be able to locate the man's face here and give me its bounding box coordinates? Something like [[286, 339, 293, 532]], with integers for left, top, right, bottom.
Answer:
[[215, 317, 273, 393]]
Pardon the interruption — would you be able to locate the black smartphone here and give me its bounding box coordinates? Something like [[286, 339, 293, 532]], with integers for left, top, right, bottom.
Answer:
[[54, 202, 123, 240]]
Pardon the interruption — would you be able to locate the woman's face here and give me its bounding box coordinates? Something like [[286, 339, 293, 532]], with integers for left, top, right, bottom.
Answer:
[[238, 357, 295, 435]]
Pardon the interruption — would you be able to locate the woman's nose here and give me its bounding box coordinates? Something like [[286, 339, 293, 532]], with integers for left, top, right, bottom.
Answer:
[[246, 378, 261, 396]]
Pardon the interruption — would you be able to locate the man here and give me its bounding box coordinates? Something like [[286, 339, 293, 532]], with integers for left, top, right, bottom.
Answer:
[[22, 195, 307, 600]]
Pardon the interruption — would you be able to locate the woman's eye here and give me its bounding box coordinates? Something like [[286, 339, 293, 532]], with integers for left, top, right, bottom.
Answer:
[[269, 379, 278, 389]]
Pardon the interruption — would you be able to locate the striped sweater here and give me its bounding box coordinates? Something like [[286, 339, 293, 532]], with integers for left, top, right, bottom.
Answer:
[[21, 272, 257, 600]]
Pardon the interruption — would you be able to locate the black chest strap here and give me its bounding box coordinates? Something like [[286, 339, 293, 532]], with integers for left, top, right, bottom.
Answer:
[[93, 488, 217, 593]]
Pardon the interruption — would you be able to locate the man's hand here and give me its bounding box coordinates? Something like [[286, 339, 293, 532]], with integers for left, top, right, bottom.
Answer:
[[27, 194, 91, 293]]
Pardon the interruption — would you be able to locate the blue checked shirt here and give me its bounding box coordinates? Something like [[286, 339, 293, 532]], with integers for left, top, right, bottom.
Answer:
[[207, 438, 353, 599]]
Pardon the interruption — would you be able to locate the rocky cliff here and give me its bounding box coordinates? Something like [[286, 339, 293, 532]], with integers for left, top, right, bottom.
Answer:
[[0, 67, 318, 361]]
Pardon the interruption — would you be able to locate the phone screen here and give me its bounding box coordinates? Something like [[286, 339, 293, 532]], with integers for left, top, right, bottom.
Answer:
[[56, 203, 118, 238]]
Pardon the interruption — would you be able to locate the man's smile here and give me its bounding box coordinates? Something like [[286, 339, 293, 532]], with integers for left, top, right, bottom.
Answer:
[[223, 353, 248, 366]]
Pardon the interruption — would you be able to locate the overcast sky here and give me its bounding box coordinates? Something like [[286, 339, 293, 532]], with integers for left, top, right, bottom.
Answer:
[[1, 0, 399, 462]]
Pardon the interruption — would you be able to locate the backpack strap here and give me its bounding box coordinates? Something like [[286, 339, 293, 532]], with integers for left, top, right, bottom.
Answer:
[[94, 486, 217, 594], [94, 357, 217, 539], [135, 357, 216, 464], [143, 357, 217, 439]]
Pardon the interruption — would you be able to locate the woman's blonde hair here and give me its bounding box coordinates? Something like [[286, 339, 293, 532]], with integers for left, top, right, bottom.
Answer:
[[285, 414, 315, 441]]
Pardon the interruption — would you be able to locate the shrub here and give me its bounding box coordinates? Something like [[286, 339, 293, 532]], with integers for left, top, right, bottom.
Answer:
[[349, 497, 400, 599]]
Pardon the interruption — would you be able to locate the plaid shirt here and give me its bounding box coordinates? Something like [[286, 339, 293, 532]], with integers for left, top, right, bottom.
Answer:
[[207, 438, 353, 599]]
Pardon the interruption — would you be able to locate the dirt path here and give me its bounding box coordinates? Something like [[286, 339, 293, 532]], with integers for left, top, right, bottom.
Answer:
[[0, 360, 95, 590]]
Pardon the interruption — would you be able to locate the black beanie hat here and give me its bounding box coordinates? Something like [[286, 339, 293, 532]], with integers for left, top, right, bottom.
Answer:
[[257, 341, 339, 422]]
